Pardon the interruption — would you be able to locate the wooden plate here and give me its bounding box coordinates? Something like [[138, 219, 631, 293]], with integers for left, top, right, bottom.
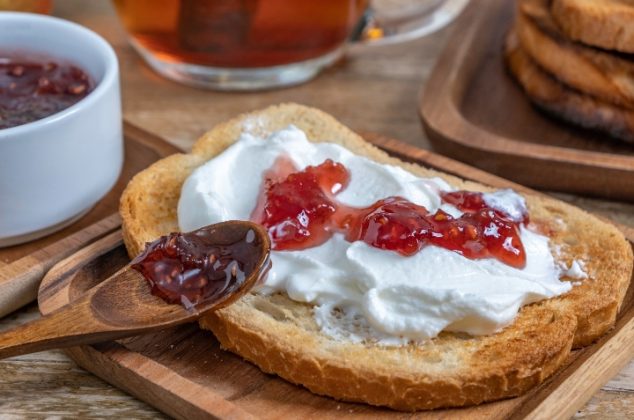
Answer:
[[0, 123, 179, 318], [38, 133, 634, 420], [419, 0, 634, 202]]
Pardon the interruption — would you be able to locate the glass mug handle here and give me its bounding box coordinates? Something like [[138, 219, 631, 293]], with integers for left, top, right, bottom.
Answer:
[[351, 0, 470, 46]]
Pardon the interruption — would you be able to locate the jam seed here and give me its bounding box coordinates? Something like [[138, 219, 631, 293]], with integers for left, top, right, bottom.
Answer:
[[434, 212, 448, 221], [9, 66, 24, 77], [38, 77, 50, 88], [44, 62, 57, 72], [67, 83, 87, 95]]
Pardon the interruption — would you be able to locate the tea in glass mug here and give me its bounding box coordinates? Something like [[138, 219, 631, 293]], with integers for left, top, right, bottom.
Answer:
[[113, 0, 467, 90], [0, 0, 51, 13]]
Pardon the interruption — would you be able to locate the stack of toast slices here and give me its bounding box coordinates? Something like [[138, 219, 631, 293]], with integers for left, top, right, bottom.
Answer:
[[505, 0, 634, 143], [120, 104, 633, 411]]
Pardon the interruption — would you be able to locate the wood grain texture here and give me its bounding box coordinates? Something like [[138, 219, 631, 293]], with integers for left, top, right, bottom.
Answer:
[[0, 305, 166, 418], [419, 0, 634, 201], [0, 0, 633, 417], [0, 214, 121, 319], [30, 130, 634, 419]]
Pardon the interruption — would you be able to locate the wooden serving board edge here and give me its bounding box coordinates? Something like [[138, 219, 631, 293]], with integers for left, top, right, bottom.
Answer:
[[418, 0, 634, 201], [37, 132, 634, 420]]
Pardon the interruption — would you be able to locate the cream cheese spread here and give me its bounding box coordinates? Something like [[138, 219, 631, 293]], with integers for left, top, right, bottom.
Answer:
[[178, 126, 576, 344]]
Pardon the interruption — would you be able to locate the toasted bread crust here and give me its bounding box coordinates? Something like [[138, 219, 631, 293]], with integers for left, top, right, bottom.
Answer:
[[201, 298, 575, 410], [120, 104, 633, 410], [551, 0, 634, 53], [505, 30, 634, 144], [517, 0, 634, 109]]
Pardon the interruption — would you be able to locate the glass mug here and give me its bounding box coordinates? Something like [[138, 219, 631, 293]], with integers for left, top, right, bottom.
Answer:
[[113, 0, 467, 90], [0, 0, 51, 13]]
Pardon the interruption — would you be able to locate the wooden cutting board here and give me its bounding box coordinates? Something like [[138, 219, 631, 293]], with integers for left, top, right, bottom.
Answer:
[[37, 131, 634, 420], [419, 0, 634, 202], [0, 123, 179, 318]]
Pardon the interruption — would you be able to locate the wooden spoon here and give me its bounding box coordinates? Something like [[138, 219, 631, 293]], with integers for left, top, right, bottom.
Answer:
[[0, 220, 270, 360]]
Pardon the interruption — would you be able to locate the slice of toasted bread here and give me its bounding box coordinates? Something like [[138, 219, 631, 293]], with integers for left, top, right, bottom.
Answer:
[[517, 0, 634, 109], [551, 0, 634, 53], [120, 104, 633, 410], [505, 30, 634, 144]]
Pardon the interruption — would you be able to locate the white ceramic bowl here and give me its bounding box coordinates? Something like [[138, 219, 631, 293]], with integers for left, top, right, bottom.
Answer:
[[0, 12, 122, 246]]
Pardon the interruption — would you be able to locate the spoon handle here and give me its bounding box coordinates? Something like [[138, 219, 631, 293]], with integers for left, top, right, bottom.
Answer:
[[0, 265, 197, 360], [0, 293, 123, 359]]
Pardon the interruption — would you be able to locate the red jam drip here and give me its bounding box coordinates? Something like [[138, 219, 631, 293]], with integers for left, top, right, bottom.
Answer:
[[251, 157, 528, 268], [251, 157, 348, 250], [0, 52, 93, 129], [131, 225, 266, 307]]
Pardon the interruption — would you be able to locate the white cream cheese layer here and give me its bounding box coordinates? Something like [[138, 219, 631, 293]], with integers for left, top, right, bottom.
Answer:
[[178, 126, 575, 344]]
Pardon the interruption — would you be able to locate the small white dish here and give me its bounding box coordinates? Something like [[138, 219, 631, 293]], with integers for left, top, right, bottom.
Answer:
[[0, 12, 123, 247]]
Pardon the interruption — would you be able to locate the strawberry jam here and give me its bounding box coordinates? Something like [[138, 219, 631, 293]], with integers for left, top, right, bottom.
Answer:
[[0, 52, 93, 129], [252, 158, 528, 268], [131, 223, 269, 308], [251, 157, 348, 250]]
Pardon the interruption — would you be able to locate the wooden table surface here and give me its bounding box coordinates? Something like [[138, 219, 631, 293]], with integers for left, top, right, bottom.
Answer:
[[1, 1, 634, 418]]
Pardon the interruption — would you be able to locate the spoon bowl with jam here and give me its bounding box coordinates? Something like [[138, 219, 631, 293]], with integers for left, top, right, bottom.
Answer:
[[0, 220, 271, 359]]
